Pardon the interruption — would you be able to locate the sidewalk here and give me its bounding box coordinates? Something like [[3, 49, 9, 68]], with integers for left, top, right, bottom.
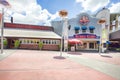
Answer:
[[66, 52, 120, 80], [0, 49, 17, 61], [0, 50, 119, 80]]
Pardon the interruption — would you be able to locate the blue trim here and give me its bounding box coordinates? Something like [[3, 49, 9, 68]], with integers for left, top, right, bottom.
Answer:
[[74, 26, 80, 30], [81, 26, 87, 30], [89, 26, 95, 30]]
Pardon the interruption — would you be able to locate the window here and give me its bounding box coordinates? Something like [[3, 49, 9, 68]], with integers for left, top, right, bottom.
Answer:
[[75, 30, 79, 34], [74, 26, 80, 34], [89, 43, 94, 49], [90, 30, 94, 33], [82, 30, 86, 33], [83, 43, 87, 48]]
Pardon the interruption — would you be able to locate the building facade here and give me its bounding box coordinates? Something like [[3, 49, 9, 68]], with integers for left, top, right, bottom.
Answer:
[[52, 8, 110, 51], [109, 13, 120, 51], [0, 23, 61, 51]]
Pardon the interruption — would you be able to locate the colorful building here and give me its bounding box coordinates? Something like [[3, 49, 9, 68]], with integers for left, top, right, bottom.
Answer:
[[52, 8, 110, 51]]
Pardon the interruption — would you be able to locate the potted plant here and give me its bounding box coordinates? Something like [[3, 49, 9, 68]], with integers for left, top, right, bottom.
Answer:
[[14, 40, 20, 49], [3, 39, 8, 49], [38, 41, 43, 50]]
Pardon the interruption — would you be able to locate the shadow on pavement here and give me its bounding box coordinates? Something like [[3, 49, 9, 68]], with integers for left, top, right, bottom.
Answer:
[[68, 52, 82, 55], [100, 55, 112, 58], [53, 56, 66, 60]]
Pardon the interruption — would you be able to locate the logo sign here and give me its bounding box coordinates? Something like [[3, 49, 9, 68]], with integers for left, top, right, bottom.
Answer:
[[80, 15, 89, 25]]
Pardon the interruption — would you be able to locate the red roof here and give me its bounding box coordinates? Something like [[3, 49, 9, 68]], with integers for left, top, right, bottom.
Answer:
[[4, 22, 54, 31]]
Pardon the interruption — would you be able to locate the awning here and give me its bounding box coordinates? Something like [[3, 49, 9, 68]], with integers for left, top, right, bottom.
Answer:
[[81, 26, 87, 30], [68, 39, 83, 44], [0, 28, 61, 39], [74, 26, 80, 30], [89, 26, 95, 30], [106, 41, 111, 44]]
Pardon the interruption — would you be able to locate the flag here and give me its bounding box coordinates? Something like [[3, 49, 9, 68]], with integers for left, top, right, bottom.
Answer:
[[0, 0, 11, 7]]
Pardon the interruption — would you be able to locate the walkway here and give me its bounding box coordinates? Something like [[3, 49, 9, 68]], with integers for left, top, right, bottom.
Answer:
[[0, 50, 119, 80], [66, 52, 120, 80]]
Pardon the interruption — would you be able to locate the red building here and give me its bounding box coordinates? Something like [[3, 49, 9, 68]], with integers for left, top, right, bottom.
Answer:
[[0, 22, 61, 51]]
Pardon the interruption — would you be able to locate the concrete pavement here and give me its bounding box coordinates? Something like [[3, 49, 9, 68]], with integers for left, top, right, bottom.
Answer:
[[65, 52, 120, 80], [0, 49, 119, 80]]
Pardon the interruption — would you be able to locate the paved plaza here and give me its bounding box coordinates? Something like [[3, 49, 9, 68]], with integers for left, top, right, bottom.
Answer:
[[0, 49, 120, 80]]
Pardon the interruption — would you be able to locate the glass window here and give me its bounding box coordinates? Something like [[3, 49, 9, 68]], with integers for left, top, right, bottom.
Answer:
[[83, 43, 87, 48], [31, 40, 33, 43], [75, 30, 79, 34], [82, 30, 86, 33], [52, 40, 54, 44], [55, 40, 57, 44], [89, 43, 94, 49], [49, 40, 51, 44], [46, 40, 48, 44], [90, 30, 94, 33], [43, 41, 45, 44], [27, 40, 29, 43]]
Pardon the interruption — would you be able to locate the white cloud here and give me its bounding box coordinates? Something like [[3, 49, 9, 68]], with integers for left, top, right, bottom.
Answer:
[[109, 2, 120, 13], [76, 0, 110, 12], [2, 0, 59, 26]]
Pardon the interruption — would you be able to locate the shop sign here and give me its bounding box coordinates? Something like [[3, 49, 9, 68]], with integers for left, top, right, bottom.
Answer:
[[74, 34, 97, 39]]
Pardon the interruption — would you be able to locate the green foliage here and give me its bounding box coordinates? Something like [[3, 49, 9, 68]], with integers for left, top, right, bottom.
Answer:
[[3, 39, 8, 46], [58, 44, 61, 49], [38, 42, 43, 49], [14, 40, 20, 48]]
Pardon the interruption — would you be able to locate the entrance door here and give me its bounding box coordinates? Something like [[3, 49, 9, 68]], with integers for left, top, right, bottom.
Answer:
[[89, 43, 94, 49]]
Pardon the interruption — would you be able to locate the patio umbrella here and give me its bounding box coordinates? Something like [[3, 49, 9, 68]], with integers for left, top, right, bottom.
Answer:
[[68, 39, 83, 45]]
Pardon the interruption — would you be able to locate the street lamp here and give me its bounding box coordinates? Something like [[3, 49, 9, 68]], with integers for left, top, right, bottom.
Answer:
[[59, 10, 68, 56], [98, 18, 106, 54], [0, 0, 11, 54]]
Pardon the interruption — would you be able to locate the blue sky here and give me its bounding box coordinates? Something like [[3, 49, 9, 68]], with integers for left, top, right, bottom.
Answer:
[[37, 0, 120, 18], [1, 0, 120, 26], [37, 0, 82, 18]]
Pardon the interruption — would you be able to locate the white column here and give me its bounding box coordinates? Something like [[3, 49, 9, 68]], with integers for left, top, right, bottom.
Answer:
[[87, 42, 89, 50]]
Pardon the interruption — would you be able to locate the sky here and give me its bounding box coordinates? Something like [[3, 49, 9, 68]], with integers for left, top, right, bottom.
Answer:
[[0, 0, 120, 26]]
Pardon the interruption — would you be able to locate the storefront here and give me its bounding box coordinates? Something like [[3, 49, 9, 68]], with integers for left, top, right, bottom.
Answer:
[[69, 33, 100, 50], [52, 13, 101, 51], [0, 23, 61, 51]]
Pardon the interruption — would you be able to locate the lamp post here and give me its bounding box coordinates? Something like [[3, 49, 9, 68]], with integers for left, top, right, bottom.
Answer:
[[0, 0, 11, 54], [98, 18, 106, 54], [59, 10, 68, 56], [0, 8, 4, 54]]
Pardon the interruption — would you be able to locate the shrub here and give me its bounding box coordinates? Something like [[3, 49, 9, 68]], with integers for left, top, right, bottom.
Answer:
[[38, 42, 43, 50], [3, 39, 8, 47], [3, 39, 8, 48], [14, 40, 20, 48]]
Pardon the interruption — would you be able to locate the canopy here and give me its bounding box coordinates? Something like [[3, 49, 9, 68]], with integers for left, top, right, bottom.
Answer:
[[81, 26, 87, 30], [89, 26, 95, 30], [74, 26, 80, 30], [68, 39, 83, 45]]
